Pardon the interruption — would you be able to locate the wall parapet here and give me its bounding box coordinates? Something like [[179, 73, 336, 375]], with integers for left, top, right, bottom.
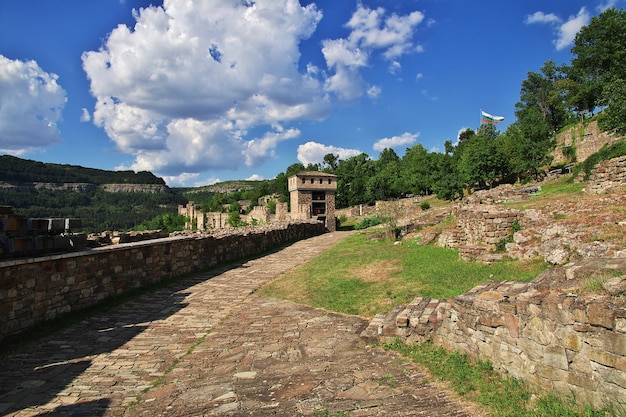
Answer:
[[0, 221, 325, 343]]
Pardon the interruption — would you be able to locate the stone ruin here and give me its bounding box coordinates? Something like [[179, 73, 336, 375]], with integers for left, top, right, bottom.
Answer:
[[586, 155, 626, 195], [361, 257, 626, 410], [362, 154, 626, 409]]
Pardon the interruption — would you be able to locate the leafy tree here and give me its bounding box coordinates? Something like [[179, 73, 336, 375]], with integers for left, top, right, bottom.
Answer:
[[571, 8, 626, 133], [322, 153, 339, 172], [516, 60, 573, 137], [400, 144, 437, 196], [598, 78, 626, 134], [134, 213, 187, 233], [334, 153, 375, 207], [458, 125, 507, 190], [431, 153, 464, 201]]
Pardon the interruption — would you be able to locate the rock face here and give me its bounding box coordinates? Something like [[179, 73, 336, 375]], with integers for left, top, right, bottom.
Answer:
[[101, 183, 170, 193], [0, 182, 170, 193], [0, 182, 97, 192]]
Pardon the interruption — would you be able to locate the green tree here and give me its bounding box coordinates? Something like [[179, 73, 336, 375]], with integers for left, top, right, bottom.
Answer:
[[334, 153, 374, 207], [431, 153, 464, 201], [572, 8, 626, 134], [400, 144, 437, 196], [459, 125, 507, 190], [516, 60, 573, 136], [322, 153, 339, 172]]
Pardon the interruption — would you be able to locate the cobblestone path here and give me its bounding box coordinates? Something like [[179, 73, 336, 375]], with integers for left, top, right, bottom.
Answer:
[[0, 232, 477, 416]]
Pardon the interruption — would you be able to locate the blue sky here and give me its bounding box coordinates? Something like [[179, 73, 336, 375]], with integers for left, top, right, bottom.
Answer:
[[0, 0, 622, 186]]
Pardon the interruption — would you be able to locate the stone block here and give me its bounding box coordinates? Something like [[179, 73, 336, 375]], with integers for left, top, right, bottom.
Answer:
[[544, 346, 569, 371], [591, 361, 626, 390], [562, 333, 583, 352], [588, 302, 615, 330], [566, 370, 599, 391], [504, 313, 520, 338], [603, 276, 626, 296], [602, 330, 626, 356], [589, 349, 626, 372], [535, 362, 567, 381], [523, 316, 554, 346]]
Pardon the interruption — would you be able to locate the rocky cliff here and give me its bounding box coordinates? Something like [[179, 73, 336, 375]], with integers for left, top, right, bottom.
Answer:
[[0, 182, 170, 193]]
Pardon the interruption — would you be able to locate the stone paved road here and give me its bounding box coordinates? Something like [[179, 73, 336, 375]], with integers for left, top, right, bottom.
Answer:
[[0, 232, 477, 417]]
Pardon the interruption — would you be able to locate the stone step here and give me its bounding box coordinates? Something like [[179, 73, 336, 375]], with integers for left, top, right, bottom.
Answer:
[[360, 297, 450, 344]]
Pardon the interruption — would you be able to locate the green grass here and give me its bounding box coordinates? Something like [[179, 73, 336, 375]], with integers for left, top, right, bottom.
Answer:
[[505, 175, 586, 210], [401, 242, 545, 299], [384, 339, 626, 417], [260, 232, 547, 317]]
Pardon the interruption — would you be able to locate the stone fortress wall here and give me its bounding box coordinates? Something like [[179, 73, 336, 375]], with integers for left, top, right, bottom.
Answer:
[[363, 258, 626, 410], [586, 155, 626, 194], [552, 119, 623, 165], [0, 221, 325, 343]]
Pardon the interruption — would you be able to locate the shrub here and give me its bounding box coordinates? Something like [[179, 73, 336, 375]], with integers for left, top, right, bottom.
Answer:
[[354, 216, 386, 230]]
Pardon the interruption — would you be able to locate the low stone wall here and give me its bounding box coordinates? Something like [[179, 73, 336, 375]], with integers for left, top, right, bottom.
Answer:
[[586, 155, 626, 194], [0, 221, 325, 343], [438, 205, 521, 253], [363, 257, 626, 409]]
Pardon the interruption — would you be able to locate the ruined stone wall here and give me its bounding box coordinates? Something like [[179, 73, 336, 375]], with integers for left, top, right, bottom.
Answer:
[[586, 155, 626, 194], [552, 120, 623, 165], [432, 268, 626, 409], [275, 202, 288, 221], [365, 258, 626, 410], [0, 222, 325, 343], [438, 206, 521, 252], [325, 193, 336, 232]]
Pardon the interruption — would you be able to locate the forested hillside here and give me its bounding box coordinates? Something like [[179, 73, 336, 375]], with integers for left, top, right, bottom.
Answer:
[[0, 155, 165, 184], [0, 155, 182, 232]]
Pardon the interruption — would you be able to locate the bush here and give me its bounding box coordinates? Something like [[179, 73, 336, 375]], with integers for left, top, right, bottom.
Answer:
[[354, 216, 386, 230], [420, 201, 431, 210]]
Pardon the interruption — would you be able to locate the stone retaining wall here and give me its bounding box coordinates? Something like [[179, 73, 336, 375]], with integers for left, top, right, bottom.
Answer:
[[552, 120, 623, 165], [0, 221, 325, 343], [586, 155, 626, 194], [438, 206, 521, 252], [363, 257, 626, 409]]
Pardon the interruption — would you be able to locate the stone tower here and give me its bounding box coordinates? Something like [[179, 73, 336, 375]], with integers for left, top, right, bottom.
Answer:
[[287, 171, 337, 231]]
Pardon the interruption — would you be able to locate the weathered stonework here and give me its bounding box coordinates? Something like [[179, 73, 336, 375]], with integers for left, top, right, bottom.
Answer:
[[288, 171, 337, 231], [552, 120, 623, 165], [586, 155, 626, 194], [0, 221, 325, 343], [362, 258, 626, 410], [438, 205, 521, 255]]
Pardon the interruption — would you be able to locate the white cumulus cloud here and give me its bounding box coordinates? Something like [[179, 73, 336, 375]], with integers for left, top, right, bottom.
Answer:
[[525, 7, 591, 51], [525, 11, 562, 25], [82, 0, 328, 177], [322, 4, 424, 101], [555, 8, 591, 50], [297, 141, 361, 166], [373, 132, 418, 152], [80, 0, 427, 181], [0, 55, 66, 153]]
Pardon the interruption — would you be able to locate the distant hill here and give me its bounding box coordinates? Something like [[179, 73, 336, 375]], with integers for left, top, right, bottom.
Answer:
[[0, 155, 165, 185], [179, 180, 260, 194]]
